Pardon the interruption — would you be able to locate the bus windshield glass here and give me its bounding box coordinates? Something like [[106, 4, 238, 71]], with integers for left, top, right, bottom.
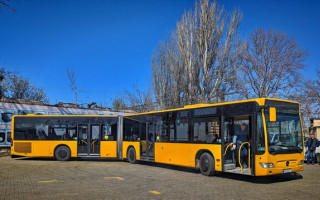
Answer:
[[266, 113, 303, 154], [264, 100, 303, 154]]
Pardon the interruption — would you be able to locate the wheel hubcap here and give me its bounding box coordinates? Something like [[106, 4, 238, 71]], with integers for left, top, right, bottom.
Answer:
[[129, 151, 134, 161], [201, 157, 209, 172], [58, 150, 67, 159]]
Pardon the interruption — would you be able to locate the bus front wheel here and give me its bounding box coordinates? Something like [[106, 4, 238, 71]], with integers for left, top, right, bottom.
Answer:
[[199, 152, 215, 176], [55, 146, 71, 161], [127, 147, 137, 164]]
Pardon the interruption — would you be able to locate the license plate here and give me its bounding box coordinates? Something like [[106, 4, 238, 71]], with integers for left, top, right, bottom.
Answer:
[[283, 169, 292, 173]]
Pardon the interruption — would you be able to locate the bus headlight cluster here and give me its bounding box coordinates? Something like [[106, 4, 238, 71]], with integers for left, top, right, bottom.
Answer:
[[299, 160, 305, 165], [259, 163, 275, 168]]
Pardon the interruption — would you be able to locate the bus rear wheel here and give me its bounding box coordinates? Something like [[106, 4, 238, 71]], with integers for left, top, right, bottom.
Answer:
[[127, 147, 137, 164], [199, 152, 215, 176], [55, 146, 71, 161]]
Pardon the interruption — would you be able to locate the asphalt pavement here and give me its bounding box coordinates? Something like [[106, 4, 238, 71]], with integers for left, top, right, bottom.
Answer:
[[1, 156, 319, 200]]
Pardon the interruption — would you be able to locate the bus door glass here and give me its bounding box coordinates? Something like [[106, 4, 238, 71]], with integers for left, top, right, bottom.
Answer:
[[146, 122, 155, 158], [78, 124, 89, 155], [138, 122, 147, 156], [90, 125, 100, 155]]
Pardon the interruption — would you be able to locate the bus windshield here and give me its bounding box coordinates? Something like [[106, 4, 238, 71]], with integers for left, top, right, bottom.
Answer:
[[266, 113, 303, 154]]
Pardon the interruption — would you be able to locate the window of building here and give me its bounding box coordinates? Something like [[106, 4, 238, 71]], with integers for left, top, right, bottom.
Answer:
[[7, 132, 11, 143], [0, 132, 4, 143]]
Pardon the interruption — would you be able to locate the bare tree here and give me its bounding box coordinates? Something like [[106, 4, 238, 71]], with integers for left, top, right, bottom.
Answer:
[[124, 84, 154, 113], [290, 70, 320, 124], [0, 68, 7, 99], [67, 69, 79, 104], [238, 28, 307, 99], [9, 75, 30, 99], [152, 0, 243, 109], [112, 97, 127, 111], [0, 68, 48, 102], [152, 39, 183, 109], [0, 0, 15, 13], [304, 70, 320, 116]]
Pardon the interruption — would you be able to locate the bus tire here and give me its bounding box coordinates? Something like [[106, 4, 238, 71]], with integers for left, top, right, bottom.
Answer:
[[127, 147, 137, 164], [199, 152, 215, 176], [55, 146, 71, 161]]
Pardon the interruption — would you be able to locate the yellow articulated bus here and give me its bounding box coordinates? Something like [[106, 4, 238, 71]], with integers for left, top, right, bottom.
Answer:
[[11, 115, 121, 160], [11, 98, 304, 176], [122, 98, 304, 176]]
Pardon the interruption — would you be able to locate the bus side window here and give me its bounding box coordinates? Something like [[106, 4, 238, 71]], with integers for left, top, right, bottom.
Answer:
[[193, 118, 220, 144], [35, 124, 49, 140], [102, 124, 112, 141]]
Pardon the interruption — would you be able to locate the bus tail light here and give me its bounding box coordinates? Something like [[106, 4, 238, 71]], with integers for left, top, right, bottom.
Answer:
[[259, 163, 275, 168]]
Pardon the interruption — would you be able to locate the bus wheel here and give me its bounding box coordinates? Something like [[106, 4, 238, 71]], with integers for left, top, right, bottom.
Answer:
[[199, 152, 215, 176], [128, 147, 137, 164], [55, 146, 71, 161]]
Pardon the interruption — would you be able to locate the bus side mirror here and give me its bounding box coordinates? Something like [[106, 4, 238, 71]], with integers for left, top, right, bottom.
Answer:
[[269, 107, 277, 122]]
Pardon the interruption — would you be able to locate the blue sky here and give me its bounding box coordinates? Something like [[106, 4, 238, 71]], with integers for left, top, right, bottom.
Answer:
[[0, 0, 319, 107]]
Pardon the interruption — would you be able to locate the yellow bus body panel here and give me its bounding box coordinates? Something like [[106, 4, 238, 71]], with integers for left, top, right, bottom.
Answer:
[[155, 143, 222, 171], [12, 140, 78, 157], [100, 141, 117, 158], [122, 141, 140, 160], [155, 143, 190, 166], [255, 153, 304, 176], [33, 141, 50, 156]]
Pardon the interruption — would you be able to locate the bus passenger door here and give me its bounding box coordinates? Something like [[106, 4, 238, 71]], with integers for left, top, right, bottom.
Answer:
[[222, 116, 253, 175], [141, 122, 155, 161], [78, 124, 100, 156]]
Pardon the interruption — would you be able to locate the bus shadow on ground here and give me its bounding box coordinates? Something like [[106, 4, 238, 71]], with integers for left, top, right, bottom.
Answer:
[[137, 161, 303, 184], [137, 161, 201, 174], [15, 156, 121, 162], [216, 172, 303, 184]]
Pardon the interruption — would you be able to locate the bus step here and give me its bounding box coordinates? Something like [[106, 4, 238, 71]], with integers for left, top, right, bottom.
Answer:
[[140, 156, 154, 162], [78, 154, 100, 157], [224, 163, 236, 170], [224, 167, 251, 175]]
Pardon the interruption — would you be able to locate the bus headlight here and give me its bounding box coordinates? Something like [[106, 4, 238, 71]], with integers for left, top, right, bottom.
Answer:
[[260, 163, 275, 168], [299, 160, 304, 165]]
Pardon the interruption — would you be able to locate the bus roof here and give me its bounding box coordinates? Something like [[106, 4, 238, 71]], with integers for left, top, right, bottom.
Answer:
[[12, 114, 118, 118], [124, 98, 298, 117]]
